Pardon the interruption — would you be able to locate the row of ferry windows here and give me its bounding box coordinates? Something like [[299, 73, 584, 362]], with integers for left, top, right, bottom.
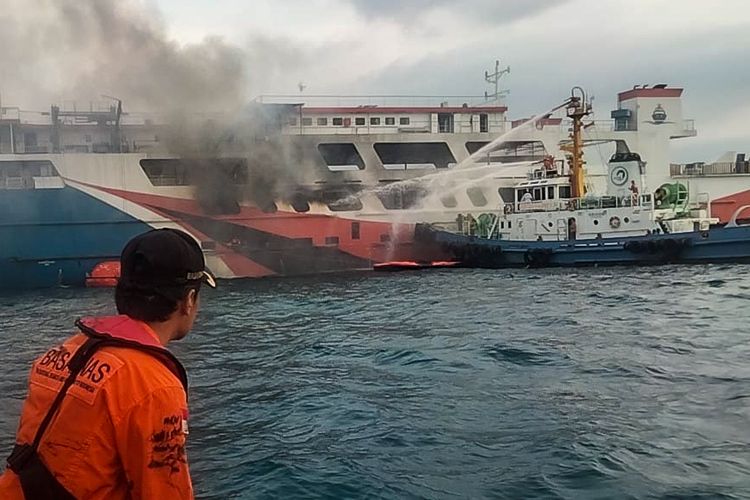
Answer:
[[293, 117, 411, 127]]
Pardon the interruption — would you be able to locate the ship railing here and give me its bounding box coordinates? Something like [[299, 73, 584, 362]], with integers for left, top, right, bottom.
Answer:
[[513, 119, 616, 133], [21, 145, 52, 154], [283, 116, 510, 136], [670, 161, 750, 176], [514, 193, 652, 214]]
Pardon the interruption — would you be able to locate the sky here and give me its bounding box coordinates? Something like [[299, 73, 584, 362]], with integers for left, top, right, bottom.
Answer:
[[151, 0, 750, 162], [0, 0, 748, 162]]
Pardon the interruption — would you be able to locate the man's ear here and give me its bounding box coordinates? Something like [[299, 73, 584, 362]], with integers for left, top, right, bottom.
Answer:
[[181, 288, 198, 315]]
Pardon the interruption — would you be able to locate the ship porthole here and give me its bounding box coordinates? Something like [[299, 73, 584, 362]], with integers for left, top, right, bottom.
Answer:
[[624, 217, 630, 223], [593, 220, 599, 225], [548, 222, 554, 228]]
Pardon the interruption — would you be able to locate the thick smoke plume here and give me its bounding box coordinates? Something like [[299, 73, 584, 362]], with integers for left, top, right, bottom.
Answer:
[[0, 0, 248, 111], [0, 0, 323, 210]]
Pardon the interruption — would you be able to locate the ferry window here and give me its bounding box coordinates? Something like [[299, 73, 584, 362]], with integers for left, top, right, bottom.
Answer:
[[370, 117, 381, 126], [322, 191, 364, 211], [140, 159, 190, 186], [498, 187, 514, 203], [467, 187, 487, 207], [508, 221, 512, 229], [328, 198, 363, 211], [533, 187, 543, 201], [355, 117, 366, 126], [440, 195, 458, 208], [317, 117, 328, 126], [466, 141, 490, 154], [332, 117, 344, 126], [559, 186, 572, 199], [291, 193, 310, 213], [438, 113, 454, 133], [399, 117, 410, 125], [479, 113, 489, 133], [374, 142, 456, 169], [139, 158, 248, 187], [351, 222, 361, 240], [24, 133, 37, 148], [288, 117, 298, 126], [0, 160, 59, 189], [547, 186, 555, 199], [317, 143, 365, 170], [376, 186, 427, 209], [468, 140, 547, 162], [325, 236, 339, 245], [302, 117, 313, 126], [260, 201, 278, 214], [385, 117, 395, 125]]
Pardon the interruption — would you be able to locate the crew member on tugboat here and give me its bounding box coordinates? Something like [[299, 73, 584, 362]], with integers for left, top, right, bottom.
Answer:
[[0, 228, 216, 499]]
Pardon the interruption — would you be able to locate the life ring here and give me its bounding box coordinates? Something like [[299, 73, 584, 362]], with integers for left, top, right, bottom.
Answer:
[[609, 216, 621, 229]]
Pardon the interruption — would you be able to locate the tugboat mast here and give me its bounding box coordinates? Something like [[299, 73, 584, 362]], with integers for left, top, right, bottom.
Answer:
[[565, 87, 592, 199]]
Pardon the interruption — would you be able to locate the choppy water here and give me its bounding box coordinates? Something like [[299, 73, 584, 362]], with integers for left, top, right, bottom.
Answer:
[[1, 266, 750, 499]]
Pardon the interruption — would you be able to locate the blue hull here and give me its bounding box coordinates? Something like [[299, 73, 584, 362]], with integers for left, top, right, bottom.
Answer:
[[415, 224, 750, 268], [0, 187, 151, 289]]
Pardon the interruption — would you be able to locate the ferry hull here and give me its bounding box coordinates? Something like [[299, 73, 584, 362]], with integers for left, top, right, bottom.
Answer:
[[0, 184, 445, 289], [416, 224, 750, 268], [0, 187, 151, 289]]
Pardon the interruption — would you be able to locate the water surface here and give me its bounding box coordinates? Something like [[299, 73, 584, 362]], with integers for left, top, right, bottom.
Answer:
[[1, 266, 749, 499]]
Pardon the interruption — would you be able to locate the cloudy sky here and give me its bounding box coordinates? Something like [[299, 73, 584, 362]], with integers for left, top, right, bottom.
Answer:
[[0, 0, 747, 161], [151, 0, 749, 162]]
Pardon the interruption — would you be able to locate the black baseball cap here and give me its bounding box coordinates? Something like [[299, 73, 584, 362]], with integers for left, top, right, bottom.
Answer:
[[120, 228, 216, 294]]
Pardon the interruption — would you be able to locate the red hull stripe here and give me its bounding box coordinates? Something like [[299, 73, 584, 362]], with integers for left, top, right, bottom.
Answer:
[[83, 184, 419, 264], [73, 182, 276, 277]]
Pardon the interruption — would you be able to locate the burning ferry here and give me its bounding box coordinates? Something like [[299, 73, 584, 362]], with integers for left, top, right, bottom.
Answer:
[[0, 84, 746, 288]]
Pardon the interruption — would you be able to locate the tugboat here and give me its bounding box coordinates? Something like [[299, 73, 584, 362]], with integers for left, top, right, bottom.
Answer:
[[415, 87, 750, 268]]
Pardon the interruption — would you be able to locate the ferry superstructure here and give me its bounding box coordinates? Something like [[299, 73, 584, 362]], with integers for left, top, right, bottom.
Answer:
[[0, 85, 745, 288]]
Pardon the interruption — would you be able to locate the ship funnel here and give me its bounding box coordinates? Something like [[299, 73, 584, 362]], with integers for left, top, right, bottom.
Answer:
[[607, 151, 645, 200]]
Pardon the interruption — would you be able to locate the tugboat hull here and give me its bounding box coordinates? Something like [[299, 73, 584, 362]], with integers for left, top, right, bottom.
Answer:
[[415, 223, 750, 268]]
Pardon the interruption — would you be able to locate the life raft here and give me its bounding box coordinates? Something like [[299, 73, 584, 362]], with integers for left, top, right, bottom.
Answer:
[[85, 261, 120, 288]]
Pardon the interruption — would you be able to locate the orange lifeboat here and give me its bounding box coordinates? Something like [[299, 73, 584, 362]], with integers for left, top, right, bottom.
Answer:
[[86, 261, 121, 288]]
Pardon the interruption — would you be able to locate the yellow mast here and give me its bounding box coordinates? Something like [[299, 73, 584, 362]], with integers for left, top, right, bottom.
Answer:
[[563, 87, 592, 199]]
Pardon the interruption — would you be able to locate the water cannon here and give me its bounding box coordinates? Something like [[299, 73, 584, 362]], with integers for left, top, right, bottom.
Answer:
[[566, 87, 592, 119]]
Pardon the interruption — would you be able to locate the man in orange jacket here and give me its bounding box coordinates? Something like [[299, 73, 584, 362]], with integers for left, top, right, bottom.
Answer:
[[0, 228, 215, 499]]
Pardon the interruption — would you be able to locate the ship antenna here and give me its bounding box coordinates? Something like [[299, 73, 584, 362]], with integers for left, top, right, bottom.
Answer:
[[565, 87, 592, 199], [484, 59, 510, 103]]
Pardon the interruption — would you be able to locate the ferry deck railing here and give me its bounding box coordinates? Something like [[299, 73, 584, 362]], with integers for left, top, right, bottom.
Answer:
[[670, 161, 750, 177]]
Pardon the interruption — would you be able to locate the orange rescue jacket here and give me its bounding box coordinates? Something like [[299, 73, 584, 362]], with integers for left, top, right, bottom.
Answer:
[[0, 315, 194, 499]]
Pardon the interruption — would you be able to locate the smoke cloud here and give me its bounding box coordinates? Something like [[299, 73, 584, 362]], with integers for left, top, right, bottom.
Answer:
[[0, 0, 254, 111], [0, 0, 329, 210]]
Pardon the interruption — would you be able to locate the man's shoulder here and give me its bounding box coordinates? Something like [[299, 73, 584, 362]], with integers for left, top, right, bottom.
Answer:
[[100, 343, 184, 391], [30, 332, 185, 410]]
